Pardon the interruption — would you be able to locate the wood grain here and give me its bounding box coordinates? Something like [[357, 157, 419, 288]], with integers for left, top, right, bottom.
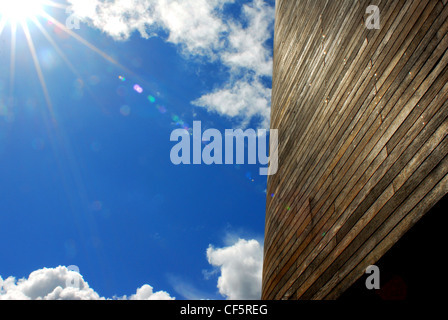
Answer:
[[263, 0, 448, 300]]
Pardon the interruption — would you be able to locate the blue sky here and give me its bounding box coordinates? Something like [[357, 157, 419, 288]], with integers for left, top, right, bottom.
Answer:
[[0, 0, 275, 300]]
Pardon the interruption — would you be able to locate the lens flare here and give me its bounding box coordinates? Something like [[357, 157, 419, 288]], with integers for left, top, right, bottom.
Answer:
[[133, 84, 143, 94]]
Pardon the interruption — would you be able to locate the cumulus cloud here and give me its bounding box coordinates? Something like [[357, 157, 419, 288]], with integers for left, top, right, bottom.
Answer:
[[123, 284, 174, 300], [221, 0, 274, 77], [154, 0, 234, 57], [68, 0, 157, 41], [192, 0, 274, 128], [0, 240, 265, 301], [67, 0, 274, 128], [0, 266, 174, 300], [193, 79, 271, 128], [207, 238, 263, 300], [68, 0, 232, 54]]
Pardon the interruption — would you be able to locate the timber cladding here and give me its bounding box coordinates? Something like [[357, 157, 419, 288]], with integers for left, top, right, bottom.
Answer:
[[262, 0, 448, 300]]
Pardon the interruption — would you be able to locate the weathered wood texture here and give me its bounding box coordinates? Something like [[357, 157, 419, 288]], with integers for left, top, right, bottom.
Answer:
[[262, 0, 448, 300]]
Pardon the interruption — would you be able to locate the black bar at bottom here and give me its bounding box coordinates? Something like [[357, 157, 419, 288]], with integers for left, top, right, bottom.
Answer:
[[0, 300, 437, 319]]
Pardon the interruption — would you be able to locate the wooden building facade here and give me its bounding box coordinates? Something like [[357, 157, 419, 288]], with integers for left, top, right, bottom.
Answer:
[[262, 0, 448, 300]]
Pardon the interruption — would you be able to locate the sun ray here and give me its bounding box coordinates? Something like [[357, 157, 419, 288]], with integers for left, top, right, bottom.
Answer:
[[31, 18, 79, 76], [2, 1, 113, 266], [32, 17, 106, 112], [42, 0, 69, 10], [38, 10, 156, 96], [30, 14, 105, 262], [21, 21, 55, 121], [4, 2, 146, 118], [39, 11, 156, 90], [41, 12, 132, 73], [0, 18, 6, 36], [9, 21, 16, 98]]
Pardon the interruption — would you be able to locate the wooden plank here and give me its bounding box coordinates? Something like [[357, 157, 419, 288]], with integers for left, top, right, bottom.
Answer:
[[323, 170, 448, 300], [262, 1, 448, 298], [299, 119, 448, 299], [263, 0, 448, 300]]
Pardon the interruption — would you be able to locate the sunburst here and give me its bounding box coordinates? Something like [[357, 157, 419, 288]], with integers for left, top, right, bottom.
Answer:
[[0, 0, 131, 119], [0, 0, 133, 252]]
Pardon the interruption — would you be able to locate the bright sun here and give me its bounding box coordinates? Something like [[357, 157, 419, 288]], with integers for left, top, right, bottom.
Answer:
[[0, 0, 126, 119], [0, 0, 46, 22]]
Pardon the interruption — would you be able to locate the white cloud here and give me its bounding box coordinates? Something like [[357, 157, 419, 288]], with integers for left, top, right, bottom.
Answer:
[[192, 0, 274, 128], [154, 0, 233, 57], [193, 79, 271, 128], [207, 238, 263, 300], [127, 284, 174, 300], [0, 241, 265, 301], [0, 266, 174, 300], [68, 0, 274, 128], [68, 0, 232, 55], [68, 0, 158, 40], [222, 0, 274, 77]]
